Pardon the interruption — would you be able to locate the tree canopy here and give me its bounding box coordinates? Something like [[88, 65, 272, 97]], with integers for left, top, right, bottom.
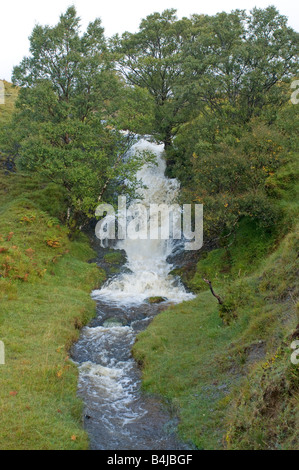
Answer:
[[10, 7, 151, 229], [111, 9, 192, 147], [2, 5, 298, 241]]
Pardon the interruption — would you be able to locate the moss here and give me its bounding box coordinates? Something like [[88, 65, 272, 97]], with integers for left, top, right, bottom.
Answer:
[[145, 296, 168, 304], [103, 251, 126, 265]]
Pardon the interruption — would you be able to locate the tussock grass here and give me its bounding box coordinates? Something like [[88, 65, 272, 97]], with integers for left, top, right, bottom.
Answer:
[[0, 171, 105, 449]]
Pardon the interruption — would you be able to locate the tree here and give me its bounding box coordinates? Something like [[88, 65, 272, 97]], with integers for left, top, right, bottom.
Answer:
[[111, 9, 191, 147], [165, 7, 298, 180], [11, 7, 148, 230], [181, 7, 299, 125]]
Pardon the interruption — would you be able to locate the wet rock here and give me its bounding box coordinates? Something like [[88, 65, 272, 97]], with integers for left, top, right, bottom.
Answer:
[[145, 296, 168, 304], [103, 251, 126, 265], [102, 317, 125, 327]]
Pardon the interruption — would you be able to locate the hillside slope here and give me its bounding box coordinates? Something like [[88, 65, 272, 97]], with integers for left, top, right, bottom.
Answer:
[[133, 134, 299, 450], [0, 88, 106, 449]]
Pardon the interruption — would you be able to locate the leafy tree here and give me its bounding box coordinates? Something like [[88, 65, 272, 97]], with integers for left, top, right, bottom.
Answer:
[[11, 6, 148, 230], [181, 7, 299, 125], [111, 9, 191, 147], [180, 118, 287, 240], [165, 7, 299, 236], [110, 83, 156, 135]]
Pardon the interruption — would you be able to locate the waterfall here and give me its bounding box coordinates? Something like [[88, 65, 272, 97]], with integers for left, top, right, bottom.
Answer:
[[92, 138, 194, 305], [72, 138, 193, 450]]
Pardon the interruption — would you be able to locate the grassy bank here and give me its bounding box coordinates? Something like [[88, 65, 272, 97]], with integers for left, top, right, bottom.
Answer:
[[133, 157, 299, 449], [133, 225, 298, 449], [0, 171, 105, 449]]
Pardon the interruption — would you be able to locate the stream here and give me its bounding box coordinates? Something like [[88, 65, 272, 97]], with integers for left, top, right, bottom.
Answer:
[[71, 139, 194, 450]]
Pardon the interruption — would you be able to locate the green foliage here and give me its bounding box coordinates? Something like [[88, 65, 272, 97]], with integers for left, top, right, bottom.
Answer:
[[176, 118, 287, 241], [113, 85, 156, 135], [10, 7, 152, 230], [111, 9, 192, 146], [112, 7, 298, 152], [162, 8, 298, 248], [182, 7, 298, 125]]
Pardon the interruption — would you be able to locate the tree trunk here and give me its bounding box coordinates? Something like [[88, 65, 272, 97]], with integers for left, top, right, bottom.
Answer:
[[203, 278, 224, 305]]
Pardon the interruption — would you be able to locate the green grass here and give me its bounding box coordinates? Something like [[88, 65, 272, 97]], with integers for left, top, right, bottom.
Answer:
[[134, 293, 241, 449], [186, 218, 277, 293], [0, 171, 106, 449], [133, 225, 299, 449], [133, 151, 299, 449]]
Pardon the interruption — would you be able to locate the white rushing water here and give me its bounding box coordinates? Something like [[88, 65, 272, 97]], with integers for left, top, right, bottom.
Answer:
[[74, 138, 194, 449], [92, 139, 194, 305]]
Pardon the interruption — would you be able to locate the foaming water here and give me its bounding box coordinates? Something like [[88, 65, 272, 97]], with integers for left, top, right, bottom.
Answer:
[[92, 139, 194, 305], [73, 139, 193, 450]]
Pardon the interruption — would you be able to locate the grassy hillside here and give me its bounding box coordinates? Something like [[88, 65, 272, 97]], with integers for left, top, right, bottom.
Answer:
[[0, 172, 105, 449], [134, 225, 298, 449], [0, 81, 109, 449], [1, 67, 298, 450], [133, 155, 299, 450]]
